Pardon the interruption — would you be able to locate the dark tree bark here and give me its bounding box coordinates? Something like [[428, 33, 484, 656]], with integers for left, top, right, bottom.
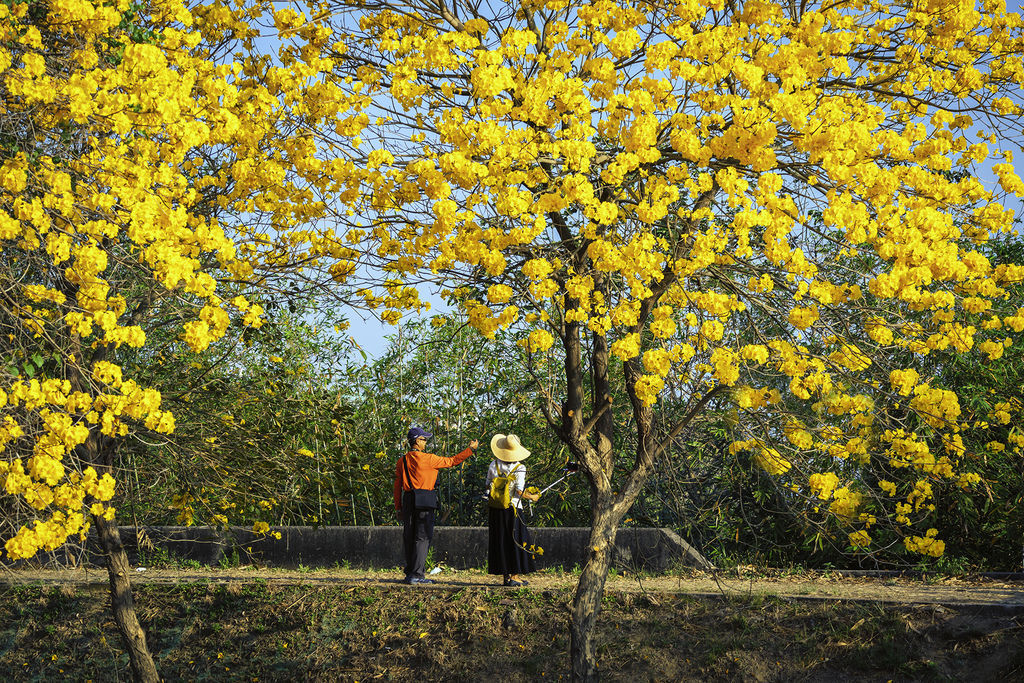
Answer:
[[93, 511, 159, 683], [569, 509, 617, 681]]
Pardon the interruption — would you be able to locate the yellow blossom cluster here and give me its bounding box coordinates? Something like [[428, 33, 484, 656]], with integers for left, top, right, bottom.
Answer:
[[733, 385, 781, 410], [828, 488, 864, 520], [752, 446, 792, 476], [848, 530, 871, 549], [809, 472, 839, 500], [904, 529, 945, 558], [3, 464, 115, 560]]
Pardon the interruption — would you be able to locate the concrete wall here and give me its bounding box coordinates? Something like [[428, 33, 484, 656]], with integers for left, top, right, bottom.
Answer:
[[68, 525, 710, 572]]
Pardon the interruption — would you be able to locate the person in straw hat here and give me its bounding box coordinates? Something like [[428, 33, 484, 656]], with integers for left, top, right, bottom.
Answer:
[[486, 433, 541, 586]]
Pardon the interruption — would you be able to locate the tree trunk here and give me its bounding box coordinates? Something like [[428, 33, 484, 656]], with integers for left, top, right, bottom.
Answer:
[[94, 513, 160, 683], [569, 514, 617, 681]]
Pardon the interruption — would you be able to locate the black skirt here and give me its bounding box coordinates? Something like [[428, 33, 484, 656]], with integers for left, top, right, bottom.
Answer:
[[488, 506, 537, 575]]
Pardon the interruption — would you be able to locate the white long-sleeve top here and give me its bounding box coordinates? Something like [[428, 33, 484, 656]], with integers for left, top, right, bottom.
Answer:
[[485, 459, 527, 509]]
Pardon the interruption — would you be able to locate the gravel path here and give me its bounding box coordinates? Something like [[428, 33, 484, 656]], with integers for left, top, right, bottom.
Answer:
[[4, 566, 1024, 610]]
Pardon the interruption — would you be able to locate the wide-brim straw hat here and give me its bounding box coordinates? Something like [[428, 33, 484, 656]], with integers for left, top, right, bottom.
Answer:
[[491, 433, 531, 462]]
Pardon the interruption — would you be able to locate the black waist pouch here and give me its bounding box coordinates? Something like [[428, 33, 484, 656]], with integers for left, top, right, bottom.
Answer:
[[406, 489, 437, 509]]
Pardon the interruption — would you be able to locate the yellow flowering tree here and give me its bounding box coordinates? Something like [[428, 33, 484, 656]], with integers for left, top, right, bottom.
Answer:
[[868, 235, 1024, 566], [318, 0, 1024, 677], [0, 0, 397, 679]]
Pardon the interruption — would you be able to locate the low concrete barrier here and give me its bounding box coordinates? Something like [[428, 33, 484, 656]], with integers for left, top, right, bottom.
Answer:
[[73, 525, 711, 573]]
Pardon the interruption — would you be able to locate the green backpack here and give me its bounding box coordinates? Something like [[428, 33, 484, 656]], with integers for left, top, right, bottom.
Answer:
[[488, 463, 522, 509]]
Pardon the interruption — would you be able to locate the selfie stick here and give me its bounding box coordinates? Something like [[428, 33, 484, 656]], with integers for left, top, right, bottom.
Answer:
[[526, 464, 579, 516], [537, 462, 580, 496], [538, 472, 571, 496]]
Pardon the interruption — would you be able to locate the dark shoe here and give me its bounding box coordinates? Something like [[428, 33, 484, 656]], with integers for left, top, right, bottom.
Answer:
[[406, 577, 434, 585], [503, 579, 524, 587]]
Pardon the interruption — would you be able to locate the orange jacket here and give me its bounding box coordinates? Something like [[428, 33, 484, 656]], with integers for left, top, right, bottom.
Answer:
[[394, 447, 474, 511]]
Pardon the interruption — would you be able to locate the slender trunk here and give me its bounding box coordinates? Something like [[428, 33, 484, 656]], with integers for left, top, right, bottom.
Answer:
[[570, 512, 617, 682], [66, 337, 158, 682], [94, 513, 159, 683]]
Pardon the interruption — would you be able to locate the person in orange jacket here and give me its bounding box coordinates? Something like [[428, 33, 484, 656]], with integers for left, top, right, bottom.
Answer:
[[394, 426, 478, 584]]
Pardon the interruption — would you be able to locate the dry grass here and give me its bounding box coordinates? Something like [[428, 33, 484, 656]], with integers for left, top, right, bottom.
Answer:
[[1, 581, 1022, 681]]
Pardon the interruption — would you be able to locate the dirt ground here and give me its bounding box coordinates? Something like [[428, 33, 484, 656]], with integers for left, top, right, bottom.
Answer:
[[3, 566, 1024, 681], [4, 564, 1023, 610]]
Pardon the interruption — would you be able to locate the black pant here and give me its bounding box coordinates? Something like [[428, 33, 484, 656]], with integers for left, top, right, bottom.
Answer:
[[488, 506, 536, 576], [402, 492, 435, 579]]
